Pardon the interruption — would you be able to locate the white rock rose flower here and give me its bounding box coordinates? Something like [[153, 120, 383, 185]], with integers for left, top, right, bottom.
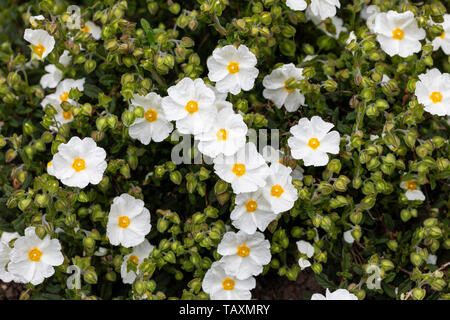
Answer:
[[162, 77, 217, 135], [106, 193, 151, 248], [29, 15, 45, 27], [59, 50, 72, 67], [0, 232, 23, 283], [432, 14, 450, 54], [373, 10, 425, 58], [309, 0, 341, 21], [263, 63, 306, 112], [24, 29, 55, 60], [51, 136, 107, 188], [343, 229, 355, 244], [40, 64, 63, 89], [213, 142, 270, 194], [360, 5, 380, 32], [128, 93, 174, 145], [311, 288, 358, 300], [296, 240, 314, 270], [8, 227, 64, 286], [121, 239, 154, 284], [415, 68, 450, 116], [196, 107, 248, 158], [202, 261, 256, 300], [207, 44, 259, 95], [230, 189, 277, 235], [400, 180, 425, 201], [80, 21, 102, 40], [286, 0, 307, 11], [262, 163, 298, 214], [288, 116, 340, 167], [217, 231, 271, 280]]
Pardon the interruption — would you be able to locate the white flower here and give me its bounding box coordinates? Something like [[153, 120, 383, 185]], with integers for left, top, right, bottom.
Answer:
[[360, 5, 380, 32], [59, 50, 72, 67], [128, 93, 173, 145], [415, 68, 450, 117], [40, 65, 63, 89], [346, 31, 357, 45], [297, 240, 314, 257], [29, 15, 45, 27], [24, 29, 55, 60], [41, 96, 75, 128], [207, 44, 259, 95], [217, 231, 271, 280], [56, 78, 85, 104], [106, 193, 151, 248], [427, 254, 437, 265], [373, 10, 425, 58], [288, 116, 340, 167], [262, 146, 304, 181], [400, 180, 425, 201], [286, 0, 307, 11], [80, 21, 102, 40], [262, 163, 298, 214], [46, 160, 55, 176], [432, 14, 450, 54], [196, 107, 248, 158], [0, 232, 22, 283], [51, 136, 107, 188], [262, 63, 306, 112], [8, 227, 64, 285], [162, 77, 217, 135], [202, 261, 256, 300], [121, 239, 154, 284], [213, 142, 270, 194], [343, 229, 355, 244], [311, 288, 358, 300], [230, 189, 277, 235], [320, 17, 348, 39], [309, 0, 341, 20]]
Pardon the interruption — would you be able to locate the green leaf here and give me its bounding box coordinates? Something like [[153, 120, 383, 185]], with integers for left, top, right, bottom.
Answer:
[[315, 273, 336, 290]]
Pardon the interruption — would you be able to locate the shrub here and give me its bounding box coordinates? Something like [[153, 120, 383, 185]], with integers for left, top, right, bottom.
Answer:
[[0, 0, 448, 300]]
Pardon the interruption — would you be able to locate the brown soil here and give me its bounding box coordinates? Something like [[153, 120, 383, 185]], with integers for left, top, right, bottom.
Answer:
[[253, 269, 322, 300], [0, 281, 26, 300]]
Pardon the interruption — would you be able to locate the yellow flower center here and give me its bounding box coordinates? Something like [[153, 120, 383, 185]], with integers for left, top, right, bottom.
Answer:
[[227, 61, 240, 74], [62, 110, 73, 120], [429, 91, 443, 104], [60, 92, 69, 102], [222, 278, 235, 291], [129, 255, 139, 265], [270, 184, 284, 198], [440, 32, 446, 39], [33, 44, 45, 57], [145, 108, 158, 122], [392, 28, 405, 40], [283, 81, 295, 93], [232, 163, 246, 177], [118, 216, 130, 228], [216, 128, 228, 141], [72, 158, 86, 172], [307, 138, 320, 150], [245, 200, 258, 212], [406, 181, 417, 191], [237, 244, 250, 257], [185, 100, 199, 114], [80, 25, 90, 33], [47, 161, 52, 167], [28, 248, 43, 262]]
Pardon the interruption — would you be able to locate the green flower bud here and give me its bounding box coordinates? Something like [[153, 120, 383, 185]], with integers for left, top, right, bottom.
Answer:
[[311, 263, 322, 274], [84, 269, 98, 284], [350, 211, 363, 225], [412, 288, 426, 300], [410, 252, 423, 267]]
